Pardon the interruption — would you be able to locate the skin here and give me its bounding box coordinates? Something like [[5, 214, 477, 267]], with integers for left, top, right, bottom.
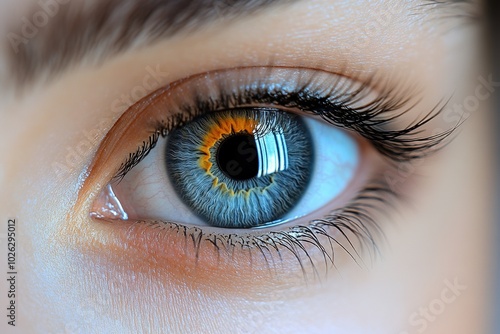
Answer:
[[0, 0, 494, 333]]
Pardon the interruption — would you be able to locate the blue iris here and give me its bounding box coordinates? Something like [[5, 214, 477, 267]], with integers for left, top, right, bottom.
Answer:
[[165, 108, 313, 228]]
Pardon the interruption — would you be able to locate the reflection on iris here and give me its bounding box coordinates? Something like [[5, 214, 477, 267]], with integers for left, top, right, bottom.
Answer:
[[166, 108, 313, 228], [254, 125, 290, 178]]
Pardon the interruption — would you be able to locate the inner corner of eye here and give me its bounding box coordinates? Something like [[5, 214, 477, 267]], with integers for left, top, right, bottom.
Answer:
[[91, 108, 360, 229], [90, 183, 129, 221]]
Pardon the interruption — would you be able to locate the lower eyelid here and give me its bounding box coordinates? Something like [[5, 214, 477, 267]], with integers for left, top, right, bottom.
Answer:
[[79, 218, 363, 294], [69, 134, 384, 291]]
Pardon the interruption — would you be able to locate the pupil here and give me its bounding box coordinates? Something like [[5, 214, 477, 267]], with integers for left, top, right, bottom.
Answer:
[[217, 133, 259, 181]]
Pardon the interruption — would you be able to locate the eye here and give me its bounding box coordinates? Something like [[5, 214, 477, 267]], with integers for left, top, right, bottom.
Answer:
[[92, 107, 358, 228], [80, 66, 451, 280]]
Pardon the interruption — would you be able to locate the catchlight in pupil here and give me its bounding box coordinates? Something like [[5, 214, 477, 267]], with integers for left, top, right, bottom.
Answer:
[[216, 133, 259, 181]]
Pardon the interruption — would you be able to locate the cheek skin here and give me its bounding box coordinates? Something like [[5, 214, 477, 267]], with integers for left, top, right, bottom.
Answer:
[[62, 217, 307, 296], [64, 201, 365, 298]]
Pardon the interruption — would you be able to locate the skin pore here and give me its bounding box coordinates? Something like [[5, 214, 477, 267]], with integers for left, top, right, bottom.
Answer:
[[0, 0, 494, 333]]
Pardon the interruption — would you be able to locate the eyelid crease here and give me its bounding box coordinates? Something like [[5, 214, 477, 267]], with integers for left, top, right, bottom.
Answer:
[[107, 66, 455, 182]]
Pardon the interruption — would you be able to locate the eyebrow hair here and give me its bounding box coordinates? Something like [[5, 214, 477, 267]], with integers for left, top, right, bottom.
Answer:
[[4, 0, 294, 88], [419, 0, 479, 20], [3, 0, 476, 89]]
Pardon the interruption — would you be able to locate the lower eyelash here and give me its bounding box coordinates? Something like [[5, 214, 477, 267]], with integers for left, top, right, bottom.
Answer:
[[129, 178, 396, 281]]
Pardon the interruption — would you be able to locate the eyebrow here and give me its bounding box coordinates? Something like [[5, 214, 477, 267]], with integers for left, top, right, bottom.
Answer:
[[5, 0, 294, 88], [4, 0, 476, 89]]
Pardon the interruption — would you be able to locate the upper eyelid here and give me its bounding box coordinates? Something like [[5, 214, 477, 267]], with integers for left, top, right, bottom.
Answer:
[[105, 66, 454, 181]]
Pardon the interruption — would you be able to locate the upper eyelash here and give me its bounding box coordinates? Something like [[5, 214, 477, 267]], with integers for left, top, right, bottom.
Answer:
[[114, 68, 455, 181], [195, 79, 455, 161], [115, 113, 187, 180]]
